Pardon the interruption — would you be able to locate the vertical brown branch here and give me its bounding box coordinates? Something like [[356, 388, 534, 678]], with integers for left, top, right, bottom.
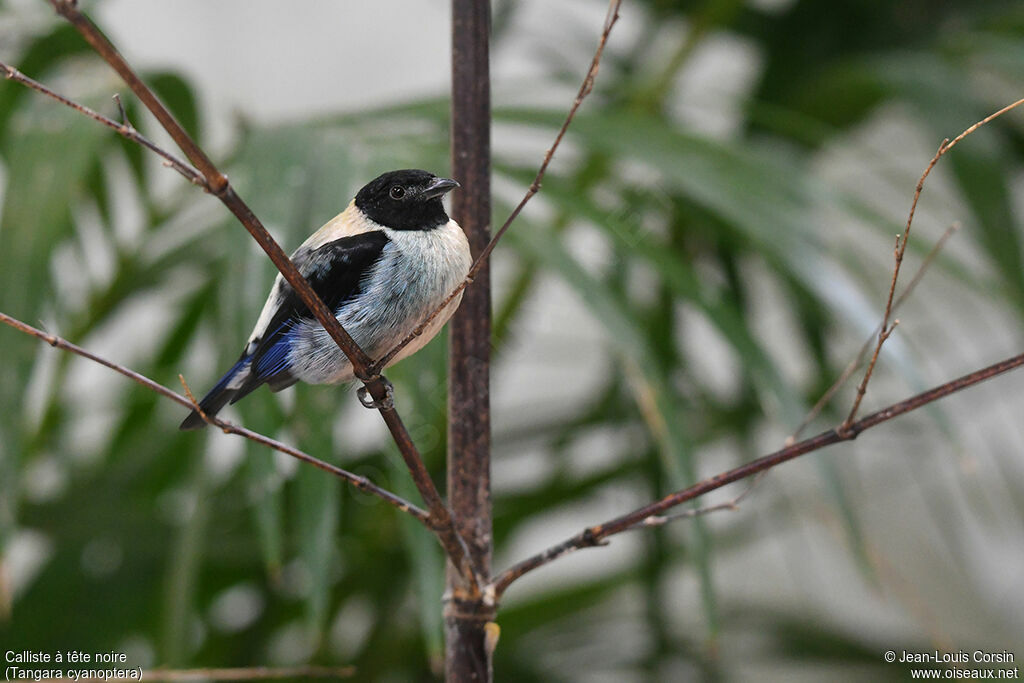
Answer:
[[447, 0, 494, 680], [373, 0, 622, 373]]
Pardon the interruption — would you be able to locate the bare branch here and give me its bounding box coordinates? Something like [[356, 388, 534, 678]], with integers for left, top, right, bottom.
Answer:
[[47, 0, 373, 371], [632, 469, 768, 530], [48, 0, 226, 192], [489, 99, 1024, 600], [31, 1, 480, 587], [0, 61, 204, 187], [112, 93, 129, 126], [490, 350, 1024, 598], [658, 225, 960, 527], [0, 311, 428, 524], [445, 0, 497, 674], [840, 98, 1024, 430], [372, 0, 624, 373], [646, 224, 961, 530], [786, 224, 960, 445], [632, 501, 738, 527]]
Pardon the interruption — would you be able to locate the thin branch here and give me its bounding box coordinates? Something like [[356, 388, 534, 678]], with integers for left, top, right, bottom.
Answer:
[[47, 0, 372, 372], [491, 99, 1024, 599], [840, 98, 1024, 430], [489, 350, 1024, 598], [632, 500, 739, 527], [628, 470, 767, 531], [0, 61, 204, 187], [372, 0, 624, 373], [48, 0, 226, 192], [893, 223, 960, 312], [112, 92, 129, 126], [622, 218, 963, 532], [786, 224, 960, 445], [36, 0, 479, 587], [615, 439, 771, 537], [0, 311, 429, 526]]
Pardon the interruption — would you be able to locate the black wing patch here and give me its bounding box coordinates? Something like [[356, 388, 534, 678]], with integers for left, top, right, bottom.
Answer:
[[233, 230, 390, 400]]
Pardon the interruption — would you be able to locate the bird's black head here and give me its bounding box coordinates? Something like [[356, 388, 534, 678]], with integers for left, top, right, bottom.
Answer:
[[354, 169, 458, 231]]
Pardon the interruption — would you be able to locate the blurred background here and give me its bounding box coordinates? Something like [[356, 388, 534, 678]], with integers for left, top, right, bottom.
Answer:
[[2, 0, 1023, 680]]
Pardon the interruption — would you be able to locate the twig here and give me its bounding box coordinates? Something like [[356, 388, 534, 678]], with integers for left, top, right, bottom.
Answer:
[[788, 224, 960, 445], [633, 501, 738, 527], [372, 0, 624, 374], [489, 99, 1024, 600], [893, 223, 960, 312], [628, 470, 767, 530], [0, 311, 429, 526], [112, 93, 129, 126], [37, 0, 479, 587], [615, 445, 770, 536], [620, 224, 963, 530], [48, 0, 225, 191], [45, 0, 371, 372], [179, 375, 212, 424], [489, 349, 1024, 598], [0, 61, 204, 187], [840, 98, 1024, 431]]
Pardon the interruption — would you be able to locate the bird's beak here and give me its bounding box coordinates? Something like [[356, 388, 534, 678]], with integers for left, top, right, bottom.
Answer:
[[422, 177, 460, 199]]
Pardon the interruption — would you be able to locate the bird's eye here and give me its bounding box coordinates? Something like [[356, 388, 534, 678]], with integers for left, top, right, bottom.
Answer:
[[389, 185, 406, 200]]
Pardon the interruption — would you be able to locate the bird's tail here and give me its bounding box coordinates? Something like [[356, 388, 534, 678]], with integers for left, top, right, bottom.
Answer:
[[179, 357, 250, 430]]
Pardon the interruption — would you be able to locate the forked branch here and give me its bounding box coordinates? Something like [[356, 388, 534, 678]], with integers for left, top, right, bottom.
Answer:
[[0, 62, 203, 186], [7, 0, 629, 594], [28, 0, 478, 587], [0, 312, 429, 524], [788, 223, 959, 444], [489, 97, 1024, 600], [489, 350, 1024, 599], [840, 97, 1024, 431]]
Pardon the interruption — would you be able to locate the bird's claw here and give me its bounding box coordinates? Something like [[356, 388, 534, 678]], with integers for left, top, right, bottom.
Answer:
[[358, 377, 394, 410]]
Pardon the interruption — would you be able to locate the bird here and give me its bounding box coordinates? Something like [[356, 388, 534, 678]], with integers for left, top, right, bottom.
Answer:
[[180, 169, 471, 430]]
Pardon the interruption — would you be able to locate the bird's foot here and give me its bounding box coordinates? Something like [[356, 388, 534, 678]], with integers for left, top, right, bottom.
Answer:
[[357, 377, 394, 410]]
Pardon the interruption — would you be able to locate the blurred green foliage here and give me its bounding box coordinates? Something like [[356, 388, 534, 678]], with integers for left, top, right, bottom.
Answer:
[[2, 0, 1023, 680]]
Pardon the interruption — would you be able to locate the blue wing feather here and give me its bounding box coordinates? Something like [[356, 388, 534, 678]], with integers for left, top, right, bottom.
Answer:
[[180, 230, 389, 431], [250, 325, 294, 385]]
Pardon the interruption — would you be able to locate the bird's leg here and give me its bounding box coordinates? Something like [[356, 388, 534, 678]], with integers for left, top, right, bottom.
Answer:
[[357, 376, 395, 410]]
